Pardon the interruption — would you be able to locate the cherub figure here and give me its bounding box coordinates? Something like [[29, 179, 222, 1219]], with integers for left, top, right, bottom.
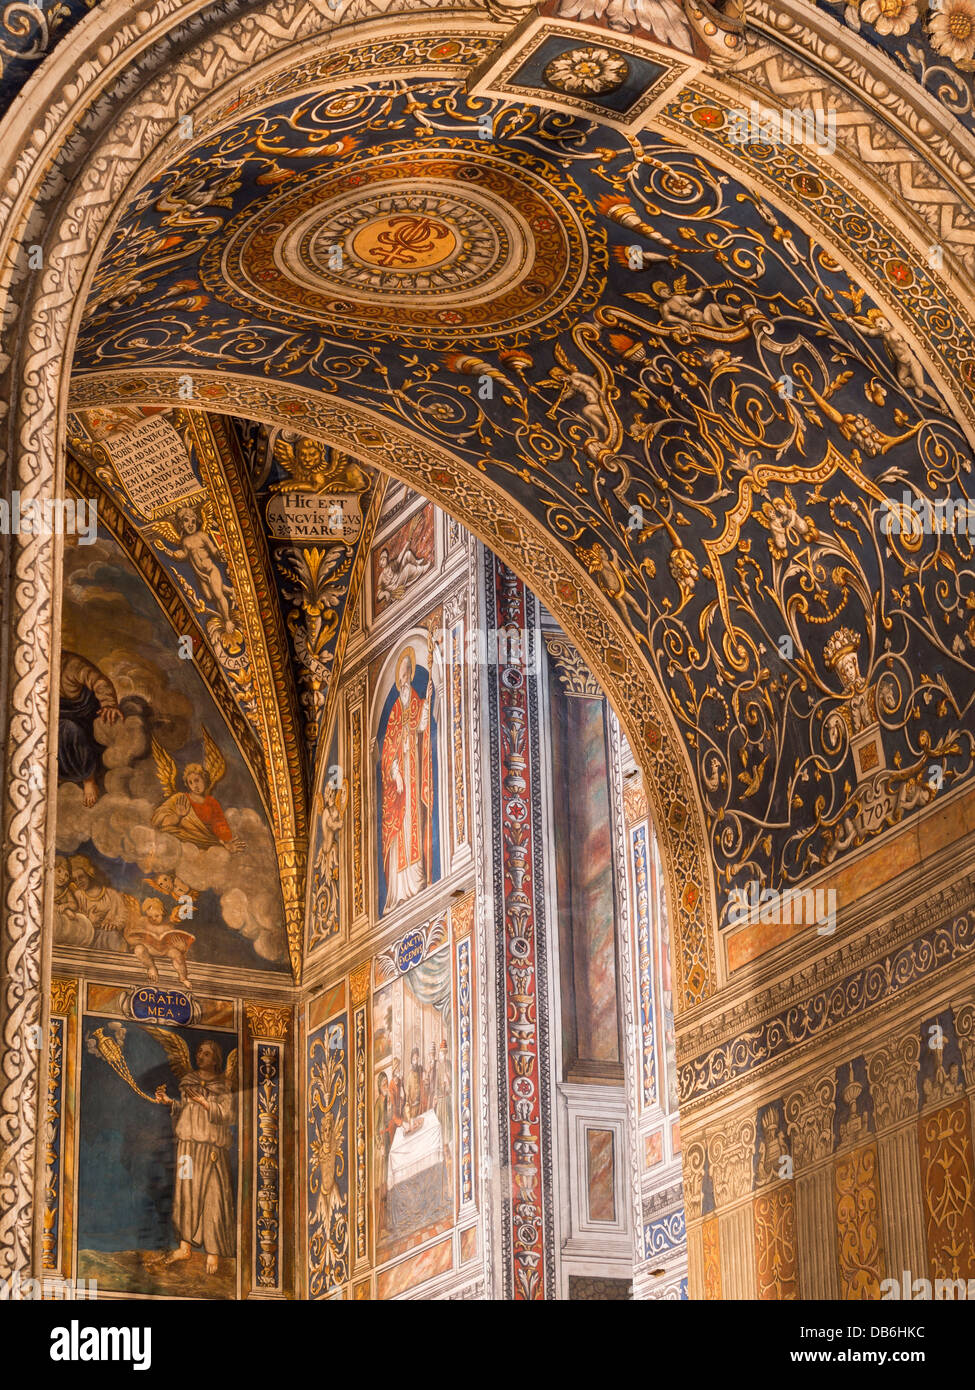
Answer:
[[653, 276, 740, 332], [151, 729, 244, 852], [143, 870, 200, 924], [153, 506, 235, 634], [312, 776, 348, 939], [539, 344, 618, 453], [576, 541, 645, 622], [53, 856, 95, 947], [123, 897, 195, 987], [756, 491, 818, 560], [838, 307, 942, 405]]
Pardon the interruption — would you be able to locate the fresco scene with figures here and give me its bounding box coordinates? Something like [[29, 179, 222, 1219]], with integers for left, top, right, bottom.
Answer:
[[3, 0, 975, 1349]]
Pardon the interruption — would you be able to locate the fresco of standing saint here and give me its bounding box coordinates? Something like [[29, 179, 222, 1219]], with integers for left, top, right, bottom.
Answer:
[[79, 1019, 238, 1298], [376, 645, 440, 917], [147, 1030, 237, 1274]]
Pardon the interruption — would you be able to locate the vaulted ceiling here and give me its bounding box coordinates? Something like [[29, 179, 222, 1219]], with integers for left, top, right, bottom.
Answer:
[[60, 4, 975, 991]]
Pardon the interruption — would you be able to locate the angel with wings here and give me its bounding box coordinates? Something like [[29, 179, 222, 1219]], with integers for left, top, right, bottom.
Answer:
[[653, 276, 741, 333], [146, 1028, 238, 1275], [538, 342, 620, 454], [150, 728, 244, 853], [148, 503, 237, 636]]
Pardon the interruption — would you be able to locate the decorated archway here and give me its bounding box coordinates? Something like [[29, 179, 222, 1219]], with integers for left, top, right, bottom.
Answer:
[[3, 0, 975, 1297]]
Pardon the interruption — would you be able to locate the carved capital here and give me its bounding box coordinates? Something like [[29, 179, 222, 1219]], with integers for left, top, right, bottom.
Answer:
[[245, 1004, 291, 1042], [49, 979, 78, 1016], [623, 774, 649, 824], [866, 1025, 921, 1130], [346, 670, 368, 707], [708, 1114, 757, 1207], [682, 1135, 708, 1221], [443, 591, 465, 628], [451, 890, 476, 940], [349, 961, 371, 1007], [784, 1072, 836, 1169], [543, 633, 601, 698]]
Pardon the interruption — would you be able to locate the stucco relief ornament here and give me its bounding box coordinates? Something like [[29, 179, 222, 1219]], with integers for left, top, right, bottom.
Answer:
[[558, 0, 694, 49], [859, 0, 919, 36], [928, 0, 975, 63], [544, 45, 630, 94], [854, 0, 975, 64]]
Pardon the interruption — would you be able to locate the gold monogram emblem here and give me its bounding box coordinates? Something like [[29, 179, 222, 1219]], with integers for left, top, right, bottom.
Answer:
[[352, 214, 456, 270]]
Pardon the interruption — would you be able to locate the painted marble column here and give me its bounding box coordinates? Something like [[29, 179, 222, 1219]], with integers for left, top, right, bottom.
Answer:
[[484, 555, 555, 1300], [866, 1026, 925, 1288], [785, 1072, 840, 1299]]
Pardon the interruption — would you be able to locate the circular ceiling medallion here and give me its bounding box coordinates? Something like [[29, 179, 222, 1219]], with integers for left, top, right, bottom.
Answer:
[[199, 145, 601, 346]]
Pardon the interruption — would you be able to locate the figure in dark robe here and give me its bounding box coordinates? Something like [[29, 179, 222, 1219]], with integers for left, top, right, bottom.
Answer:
[[405, 1047, 424, 1127], [57, 650, 122, 806]]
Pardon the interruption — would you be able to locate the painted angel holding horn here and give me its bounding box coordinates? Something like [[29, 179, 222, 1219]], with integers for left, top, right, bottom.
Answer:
[[150, 727, 244, 852], [147, 1027, 238, 1275]]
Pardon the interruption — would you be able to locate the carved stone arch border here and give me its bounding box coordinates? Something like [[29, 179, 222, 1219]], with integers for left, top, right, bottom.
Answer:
[[4, 0, 975, 1283]]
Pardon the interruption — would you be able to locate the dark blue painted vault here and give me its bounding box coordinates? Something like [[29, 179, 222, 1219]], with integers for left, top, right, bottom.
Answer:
[[70, 69, 975, 917]]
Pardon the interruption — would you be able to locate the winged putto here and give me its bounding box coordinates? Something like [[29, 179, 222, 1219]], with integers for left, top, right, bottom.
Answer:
[[150, 727, 244, 852]]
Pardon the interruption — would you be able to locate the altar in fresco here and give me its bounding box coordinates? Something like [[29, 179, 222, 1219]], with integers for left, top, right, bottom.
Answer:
[[373, 935, 454, 1253]]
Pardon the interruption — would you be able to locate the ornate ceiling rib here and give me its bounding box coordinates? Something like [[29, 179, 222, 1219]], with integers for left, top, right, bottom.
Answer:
[[194, 411, 309, 981]]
